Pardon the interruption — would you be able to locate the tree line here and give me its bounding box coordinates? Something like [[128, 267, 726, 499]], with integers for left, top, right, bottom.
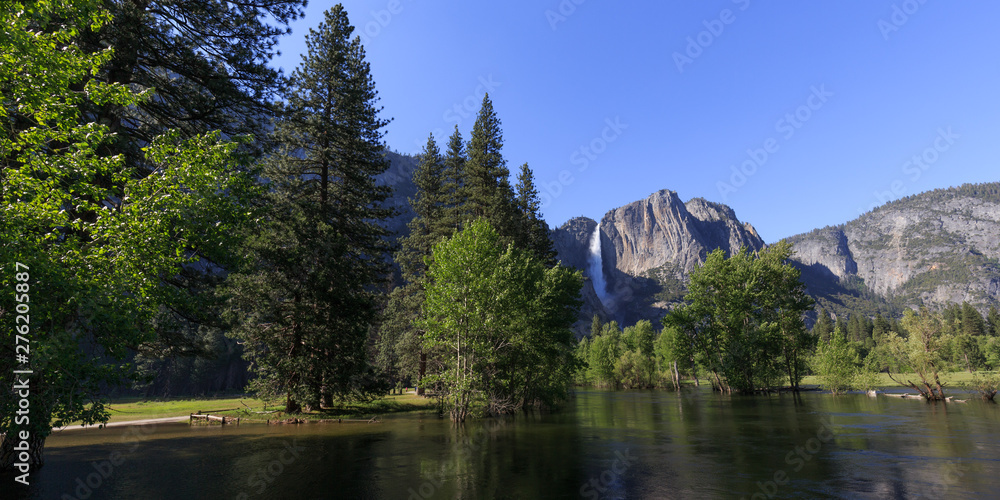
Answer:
[[813, 302, 1000, 399]]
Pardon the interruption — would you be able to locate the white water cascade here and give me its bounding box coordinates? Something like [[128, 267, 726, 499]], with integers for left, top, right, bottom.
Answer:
[[588, 224, 608, 303]]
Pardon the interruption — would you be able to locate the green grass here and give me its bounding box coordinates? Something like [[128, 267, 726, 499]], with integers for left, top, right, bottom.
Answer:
[[65, 396, 272, 425], [213, 392, 438, 422], [801, 370, 989, 389], [66, 392, 437, 426]]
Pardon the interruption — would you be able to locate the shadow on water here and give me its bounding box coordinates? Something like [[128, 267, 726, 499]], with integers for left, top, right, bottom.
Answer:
[[20, 389, 1000, 499]]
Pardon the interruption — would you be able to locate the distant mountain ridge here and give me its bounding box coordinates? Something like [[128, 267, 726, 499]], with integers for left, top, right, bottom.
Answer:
[[786, 182, 1000, 317]]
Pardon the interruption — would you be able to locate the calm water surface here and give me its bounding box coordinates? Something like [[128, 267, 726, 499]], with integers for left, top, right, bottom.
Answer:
[[23, 389, 1000, 499]]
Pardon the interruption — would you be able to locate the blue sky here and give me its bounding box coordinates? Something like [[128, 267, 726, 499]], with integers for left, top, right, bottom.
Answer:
[[270, 1, 1000, 242]]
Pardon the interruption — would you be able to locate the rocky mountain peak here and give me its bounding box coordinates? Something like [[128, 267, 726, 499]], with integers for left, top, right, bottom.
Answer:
[[552, 189, 764, 332], [600, 189, 764, 277]]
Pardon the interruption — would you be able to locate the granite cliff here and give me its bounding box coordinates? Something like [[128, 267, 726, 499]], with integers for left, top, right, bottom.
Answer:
[[786, 182, 1000, 316], [552, 189, 764, 333]]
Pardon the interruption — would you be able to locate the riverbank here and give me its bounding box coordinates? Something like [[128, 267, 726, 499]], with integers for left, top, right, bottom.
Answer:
[[653, 370, 990, 392], [800, 370, 988, 389]]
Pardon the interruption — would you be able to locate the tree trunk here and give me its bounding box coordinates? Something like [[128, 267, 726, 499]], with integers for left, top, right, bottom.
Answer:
[[0, 432, 46, 472], [417, 351, 427, 396], [286, 393, 301, 414]]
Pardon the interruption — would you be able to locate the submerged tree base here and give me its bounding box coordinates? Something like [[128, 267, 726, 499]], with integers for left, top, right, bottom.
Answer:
[[886, 370, 946, 401]]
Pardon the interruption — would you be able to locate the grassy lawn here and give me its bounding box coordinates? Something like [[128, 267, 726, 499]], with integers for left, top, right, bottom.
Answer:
[[65, 392, 438, 426], [64, 396, 272, 425], [212, 391, 439, 422]]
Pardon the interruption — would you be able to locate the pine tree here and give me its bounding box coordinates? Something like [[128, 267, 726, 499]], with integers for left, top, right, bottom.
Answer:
[[79, 0, 304, 161], [834, 315, 848, 343], [848, 314, 863, 342], [591, 314, 603, 339], [440, 125, 469, 233], [399, 135, 449, 281], [38, 1, 306, 379], [226, 5, 392, 412], [813, 308, 833, 344], [961, 302, 986, 337], [378, 135, 450, 392], [873, 313, 891, 338], [515, 163, 558, 266], [464, 94, 518, 241], [987, 306, 1000, 337]]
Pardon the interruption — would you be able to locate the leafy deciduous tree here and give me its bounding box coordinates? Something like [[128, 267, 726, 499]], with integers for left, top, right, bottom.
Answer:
[[2, 0, 252, 470]]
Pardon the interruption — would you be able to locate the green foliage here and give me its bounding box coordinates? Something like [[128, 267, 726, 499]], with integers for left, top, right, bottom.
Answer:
[[865, 331, 910, 373], [574, 318, 700, 390], [983, 337, 1000, 370], [614, 350, 657, 389], [987, 307, 1000, 337], [623, 320, 656, 356], [583, 322, 623, 387], [2, 0, 253, 467], [814, 330, 860, 395], [963, 371, 999, 401], [439, 125, 469, 233], [664, 242, 814, 392], [421, 220, 582, 422], [653, 325, 695, 389], [879, 307, 949, 399], [382, 97, 565, 404]]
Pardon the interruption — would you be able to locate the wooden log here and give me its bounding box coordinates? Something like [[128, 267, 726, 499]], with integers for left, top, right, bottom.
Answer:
[[190, 414, 227, 424]]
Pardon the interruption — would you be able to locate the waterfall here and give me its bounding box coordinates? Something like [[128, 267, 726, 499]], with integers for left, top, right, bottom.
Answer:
[[588, 224, 608, 303]]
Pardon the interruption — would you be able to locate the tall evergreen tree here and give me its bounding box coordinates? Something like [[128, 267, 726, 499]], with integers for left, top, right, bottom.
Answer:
[[440, 125, 469, 233], [834, 315, 848, 344], [987, 306, 1000, 337], [515, 163, 558, 266], [873, 312, 891, 338], [961, 302, 986, 337], [377, 135, 450, 392], [591, 314, 604, 339], [464, 94, 518, 241], [225, 5, 392, 412], [813, 309, 833, 344], [398, 135, 448, 281], [847, 314, 868, 343]]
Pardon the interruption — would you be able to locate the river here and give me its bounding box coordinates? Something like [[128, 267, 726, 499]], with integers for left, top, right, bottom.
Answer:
[[24, 388, 1000, 499]]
